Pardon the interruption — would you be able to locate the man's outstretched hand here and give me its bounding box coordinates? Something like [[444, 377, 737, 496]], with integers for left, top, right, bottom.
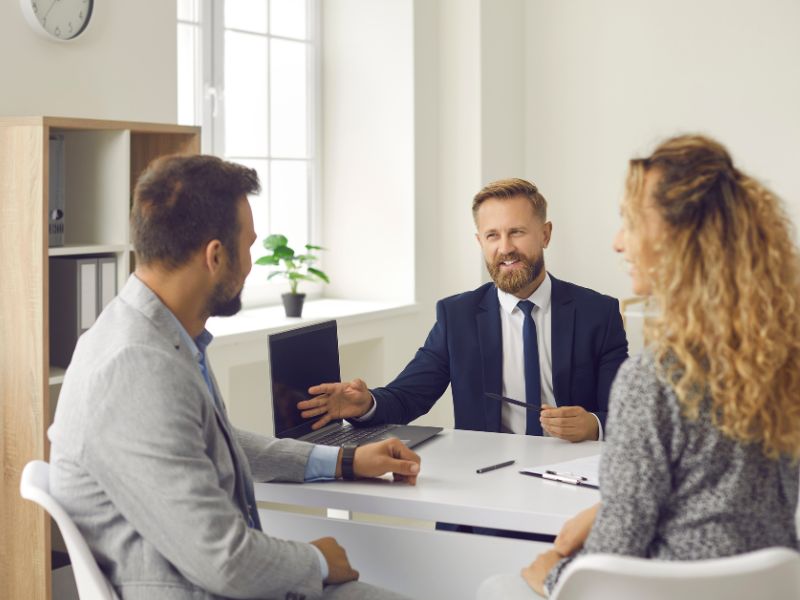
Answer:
[[299, 379, 374, 430]]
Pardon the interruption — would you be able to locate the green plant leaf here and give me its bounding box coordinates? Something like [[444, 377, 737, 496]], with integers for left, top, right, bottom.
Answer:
[[287, 272, 315, 281], [273, 245, 295, 259], [307, 267, 330, 283], [263, 234, 288, 250], [258, 235, 328, 290]]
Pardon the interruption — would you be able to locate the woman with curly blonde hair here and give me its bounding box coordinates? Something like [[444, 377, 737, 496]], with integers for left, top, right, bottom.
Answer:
[[480, 135, 800, 598], [624, 136, 800, 459]]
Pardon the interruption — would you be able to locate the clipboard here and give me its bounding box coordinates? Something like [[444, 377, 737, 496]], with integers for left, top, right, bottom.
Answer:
[[519, 454, 601, 490]]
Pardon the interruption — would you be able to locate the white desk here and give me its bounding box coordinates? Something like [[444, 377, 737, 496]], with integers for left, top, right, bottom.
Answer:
[[256, 429, 602, 535]]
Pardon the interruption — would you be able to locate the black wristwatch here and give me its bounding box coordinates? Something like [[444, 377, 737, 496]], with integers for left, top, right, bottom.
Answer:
[[341, 444, 357, 480]]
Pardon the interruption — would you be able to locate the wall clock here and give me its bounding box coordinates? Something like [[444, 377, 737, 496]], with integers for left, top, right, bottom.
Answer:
[[21, 0, 94, 42]]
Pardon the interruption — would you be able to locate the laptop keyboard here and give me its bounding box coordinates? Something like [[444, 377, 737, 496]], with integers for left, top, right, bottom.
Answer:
[[313, 424, 396, 446]]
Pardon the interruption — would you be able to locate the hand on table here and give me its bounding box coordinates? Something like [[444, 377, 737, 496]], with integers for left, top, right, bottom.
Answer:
[[540, 405, 599, 442], [335, 438, 421, 485], [299, 379, 374, 430], [310, 537, 359, 584]]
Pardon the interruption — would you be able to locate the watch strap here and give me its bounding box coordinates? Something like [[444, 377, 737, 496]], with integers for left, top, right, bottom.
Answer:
[[341, 445, 357, 480]]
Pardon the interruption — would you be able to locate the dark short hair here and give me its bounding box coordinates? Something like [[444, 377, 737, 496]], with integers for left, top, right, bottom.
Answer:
[[131, 154, 260, 269], [472, 178, 547, 221]]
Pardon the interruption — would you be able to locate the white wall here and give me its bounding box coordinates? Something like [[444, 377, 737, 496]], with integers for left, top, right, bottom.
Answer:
[[320, 0, 415, 303], [524, 0, 800, 301], [0, 0, 176, 122], [434, 0, 528, 298], [411, 0, 442, 309], [435, 0, 484, 297], [480, 0, 525, 186]]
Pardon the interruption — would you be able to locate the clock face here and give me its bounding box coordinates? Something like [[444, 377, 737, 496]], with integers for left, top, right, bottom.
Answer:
[[24, 0, 94, 41]]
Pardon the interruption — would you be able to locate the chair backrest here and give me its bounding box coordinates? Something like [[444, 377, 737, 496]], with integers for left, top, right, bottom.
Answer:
[[550, 548, 800, 600], [20, 460, 119, 600]]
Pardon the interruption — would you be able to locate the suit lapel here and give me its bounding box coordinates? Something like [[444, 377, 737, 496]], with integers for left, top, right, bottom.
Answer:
[[207, 372, 235, 440], [477, 285, 503, 432], [197, 354, 254, 521], [550, 276, 575, 406], [201, 362, 245, 454]]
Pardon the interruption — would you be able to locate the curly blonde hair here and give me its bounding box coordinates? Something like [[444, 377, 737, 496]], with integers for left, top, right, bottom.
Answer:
[[625, 135, 800, 460]]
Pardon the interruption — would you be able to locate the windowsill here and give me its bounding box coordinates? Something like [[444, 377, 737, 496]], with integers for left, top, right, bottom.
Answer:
[[206, 298, 419, 346]]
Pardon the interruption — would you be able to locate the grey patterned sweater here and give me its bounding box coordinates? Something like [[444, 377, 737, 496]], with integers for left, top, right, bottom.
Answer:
[[545, 352, 799, 592]]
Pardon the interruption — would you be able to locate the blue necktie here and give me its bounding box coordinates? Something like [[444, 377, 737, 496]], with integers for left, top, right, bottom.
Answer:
[[517, 300, 543, 436], [198, 351, 263, 531]]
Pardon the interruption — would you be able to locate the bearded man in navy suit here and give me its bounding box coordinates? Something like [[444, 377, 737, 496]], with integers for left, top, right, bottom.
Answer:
[[300, 178, 628, 443]]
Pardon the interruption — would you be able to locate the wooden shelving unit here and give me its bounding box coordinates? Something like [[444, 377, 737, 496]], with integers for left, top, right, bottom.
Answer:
[[0, 116, 200, 600]]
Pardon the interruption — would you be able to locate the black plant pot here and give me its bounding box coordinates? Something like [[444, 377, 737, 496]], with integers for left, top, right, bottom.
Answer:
[[281, 293, 306, 317]]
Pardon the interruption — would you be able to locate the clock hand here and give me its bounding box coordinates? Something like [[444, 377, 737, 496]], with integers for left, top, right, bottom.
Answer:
[[43, 0, 59, 20]]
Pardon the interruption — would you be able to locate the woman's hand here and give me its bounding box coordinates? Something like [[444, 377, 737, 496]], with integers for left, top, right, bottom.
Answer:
[[554, 503, 600, 557], [521, 549, 563, 597]]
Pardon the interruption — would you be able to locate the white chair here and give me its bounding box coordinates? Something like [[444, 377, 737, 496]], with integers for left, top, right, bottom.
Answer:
[[477, 547, 800, 600], [19, 460, 119, 600]]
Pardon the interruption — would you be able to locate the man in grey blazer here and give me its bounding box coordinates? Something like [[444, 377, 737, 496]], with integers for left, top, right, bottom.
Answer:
[[48, 155, 419, 600]]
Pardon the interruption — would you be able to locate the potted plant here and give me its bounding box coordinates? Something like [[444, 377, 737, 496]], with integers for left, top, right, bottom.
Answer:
[[255, 234, 330, 317]]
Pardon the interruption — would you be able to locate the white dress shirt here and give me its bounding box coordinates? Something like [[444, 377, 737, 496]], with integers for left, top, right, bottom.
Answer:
[[498, 274, 603, 439], [497, 275, 553, 434]]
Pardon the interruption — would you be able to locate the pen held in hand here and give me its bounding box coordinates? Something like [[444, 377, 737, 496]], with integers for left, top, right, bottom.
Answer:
[[484, 392, 549, 412], [476, 459, 516, 474]]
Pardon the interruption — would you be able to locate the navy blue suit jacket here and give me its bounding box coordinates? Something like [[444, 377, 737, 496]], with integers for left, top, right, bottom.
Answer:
[[364, 275, 629, 433]]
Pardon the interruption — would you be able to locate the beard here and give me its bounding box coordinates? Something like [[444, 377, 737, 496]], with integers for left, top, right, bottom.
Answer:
[[486, 252, 545, 295], [208, 273, 244, 317]]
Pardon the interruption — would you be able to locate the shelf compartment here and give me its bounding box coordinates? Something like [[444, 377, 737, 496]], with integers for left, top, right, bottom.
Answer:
[[48, 244, 130, 257], [54, 129, 131, 248]]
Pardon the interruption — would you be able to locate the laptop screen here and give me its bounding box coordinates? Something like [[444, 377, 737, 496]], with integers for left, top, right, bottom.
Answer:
[[268, 320, 342, 439]]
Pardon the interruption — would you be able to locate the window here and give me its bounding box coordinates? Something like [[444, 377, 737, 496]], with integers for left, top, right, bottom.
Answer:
[[177, 0, 320, 305]]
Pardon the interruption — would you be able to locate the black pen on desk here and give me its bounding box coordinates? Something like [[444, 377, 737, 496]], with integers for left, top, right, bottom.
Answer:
[[476, 459, 515, 474]]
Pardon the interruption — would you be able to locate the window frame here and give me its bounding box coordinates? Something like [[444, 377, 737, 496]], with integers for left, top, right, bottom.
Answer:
[[179, 0, 324, 307]]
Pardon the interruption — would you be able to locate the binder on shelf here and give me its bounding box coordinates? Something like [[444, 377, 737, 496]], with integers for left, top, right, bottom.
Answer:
[[98, 256, 117, 310], [48, 134, 66, 247], [49, 255, 118, 368]]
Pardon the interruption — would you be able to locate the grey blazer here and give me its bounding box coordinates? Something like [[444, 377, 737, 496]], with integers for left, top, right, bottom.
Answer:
[[49, 275, 323, 600]]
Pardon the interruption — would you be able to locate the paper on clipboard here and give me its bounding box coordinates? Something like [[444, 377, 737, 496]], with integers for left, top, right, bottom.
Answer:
[[520, 454, 601, 488]]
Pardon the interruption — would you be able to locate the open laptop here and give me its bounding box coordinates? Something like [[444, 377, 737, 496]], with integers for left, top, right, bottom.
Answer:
[[268, 320, 442, 448]]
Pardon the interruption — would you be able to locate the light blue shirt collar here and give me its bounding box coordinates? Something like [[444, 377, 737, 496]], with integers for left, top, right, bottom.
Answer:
[[162, 306, 214, 362]]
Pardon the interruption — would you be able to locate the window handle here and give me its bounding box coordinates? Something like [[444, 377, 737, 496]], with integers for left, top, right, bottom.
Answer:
[[205, 85, 221, 118]]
